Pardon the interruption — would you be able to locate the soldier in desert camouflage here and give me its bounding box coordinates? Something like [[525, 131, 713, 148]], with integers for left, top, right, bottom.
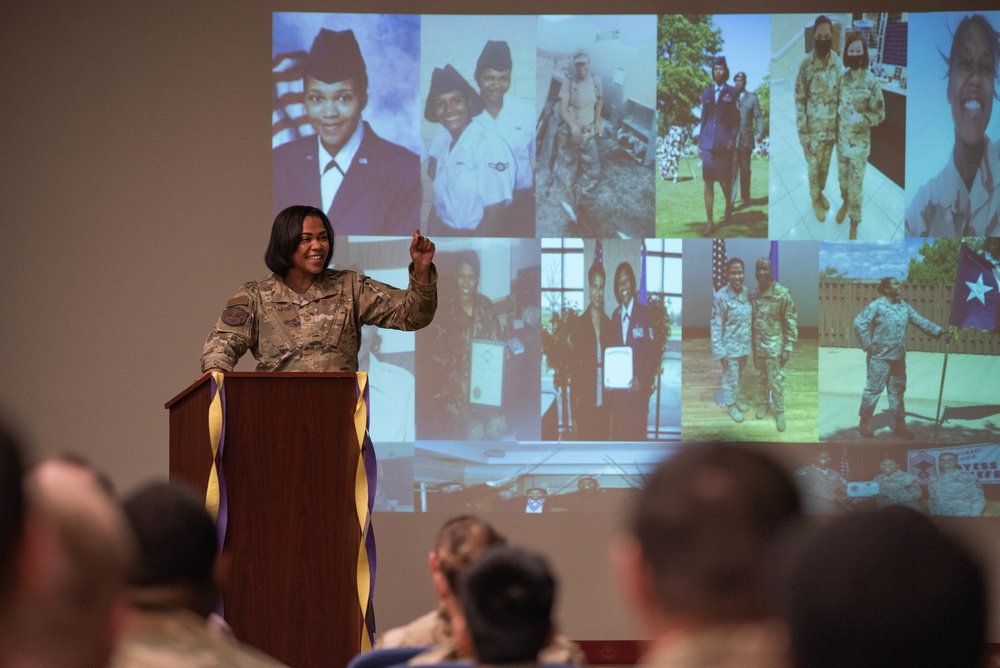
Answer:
[[795, 15, 840, 223], [929, 452, 986, 517], [873, 458, 921, 510], [710, 257, 751, 423], [201, 205, 436, 373], [836, 31, 886, 240], [751, 258, 797, 433]]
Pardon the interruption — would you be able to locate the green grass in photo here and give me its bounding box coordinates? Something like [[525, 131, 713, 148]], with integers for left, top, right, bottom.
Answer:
[[656, 156, 769, 238]]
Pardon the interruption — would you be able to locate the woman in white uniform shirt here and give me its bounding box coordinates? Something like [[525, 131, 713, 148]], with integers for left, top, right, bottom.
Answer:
[[425, 64, 515, 237]]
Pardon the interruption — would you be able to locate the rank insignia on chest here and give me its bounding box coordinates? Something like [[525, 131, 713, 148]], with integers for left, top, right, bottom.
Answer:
[[632, 326, 645, 339], [489, 161, 509, 172]]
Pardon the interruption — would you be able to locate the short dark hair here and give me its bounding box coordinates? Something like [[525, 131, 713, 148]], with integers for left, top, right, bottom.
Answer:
[[264, 205, 335, 277], [946, 14, 1000, 101], [631, 443, 801, 623], [614, 262, 636, 290], [814, 15, 833, 32], [122, 481, 217, 591], [784, 507, 986, 668], [726, 257, 744, 271], [459, 546, 555, 664], [843, 31, 870, 69], [876, 277, 896, 295], [587, 261, 605, 286], [434, 515, 507, 593], [455, 249, 481, 281]]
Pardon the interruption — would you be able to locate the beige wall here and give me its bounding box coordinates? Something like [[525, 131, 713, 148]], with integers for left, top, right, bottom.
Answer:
[[2, 0, 999, 645]]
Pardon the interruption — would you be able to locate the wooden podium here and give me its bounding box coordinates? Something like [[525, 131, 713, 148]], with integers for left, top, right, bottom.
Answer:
[[166, 372, 366, 668]]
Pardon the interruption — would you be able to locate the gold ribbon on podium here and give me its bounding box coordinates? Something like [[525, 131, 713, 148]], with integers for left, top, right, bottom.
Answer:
[[206, 371, 224, 520]]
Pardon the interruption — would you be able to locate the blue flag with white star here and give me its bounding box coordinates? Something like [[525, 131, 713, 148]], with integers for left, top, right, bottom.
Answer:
[[950, 244, 1000, 333]]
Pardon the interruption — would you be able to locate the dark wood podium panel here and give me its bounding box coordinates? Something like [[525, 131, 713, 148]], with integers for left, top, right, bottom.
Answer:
[[166, 373, 364, 668]]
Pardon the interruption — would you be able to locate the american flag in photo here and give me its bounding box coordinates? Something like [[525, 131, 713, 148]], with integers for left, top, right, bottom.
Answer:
[[272, 51, 312, 149], [839, 445, 851, 482], [711, 239, 728, 294]]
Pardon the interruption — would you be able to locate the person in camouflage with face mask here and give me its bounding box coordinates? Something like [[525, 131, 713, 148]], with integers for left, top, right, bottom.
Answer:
[[795, 15, 841, 223], [836, 31, 886, 240], [751, 258, 797, 433], [201, 205, 437, 374]]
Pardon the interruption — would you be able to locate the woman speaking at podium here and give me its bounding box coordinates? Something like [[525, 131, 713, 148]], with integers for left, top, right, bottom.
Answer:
[[201, 205, 437, 373]]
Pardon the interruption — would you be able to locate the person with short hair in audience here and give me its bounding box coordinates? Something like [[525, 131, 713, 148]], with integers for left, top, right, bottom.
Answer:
[[782, 506, 986, 668], [613, 443, 801, 668], [110, 480, 287, 667], [456, 546, 557, 666], [375, 515, 585, 665], [4, 457, 135, 668]]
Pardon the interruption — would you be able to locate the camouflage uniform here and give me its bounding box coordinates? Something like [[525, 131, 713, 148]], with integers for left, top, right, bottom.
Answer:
[[853, 297, 941, 418], [905, 137, 1000, 237], [201, 266, 437, 373], [796, 464, 846, 514], [639, 623, 791, 668], [751, 283, 797, 413], [874, 469, 921, 510], [795, 49, 840, 203], [557, 74, 603, 209], [710, 285, 751, 405], [110, 608, 288, 667], [376, 607, 586, 666], [928, 468, 986, 517], [837, 69, 885, 224]]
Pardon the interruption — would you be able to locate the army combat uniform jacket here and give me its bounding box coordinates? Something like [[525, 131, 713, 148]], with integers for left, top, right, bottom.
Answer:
[[751, 283, 797, 360], [853, 297, 941, 361], [929, 468, 986, 517], [711, 285, 752, 360], [795, 50, 840, 147], [874, 469, 921, 509], [837, 69, 885, 161], [201, 265, 437, 373]]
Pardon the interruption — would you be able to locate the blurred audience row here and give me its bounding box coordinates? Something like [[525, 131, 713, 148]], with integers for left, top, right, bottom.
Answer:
[[0, 416, 989, 668]]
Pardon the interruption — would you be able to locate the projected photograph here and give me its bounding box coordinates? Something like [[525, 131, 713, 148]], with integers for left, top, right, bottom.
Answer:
[[414, 238, 541, 441], [785, 443, 1000, 517], [271, 13, 422, 236], [535, 14, 657, 239], [328, 235, 423, 444], [413, 440, 668, 513], [541, 239, 681, 442], [374, 444, 414, 513], [818, 238, 1000, 443], [769, 13, 907, 241], [681, 239, 820, 442], [905, 12, 1000, 238], [656, 14, 771, 239], [420, 16, 537, 238]]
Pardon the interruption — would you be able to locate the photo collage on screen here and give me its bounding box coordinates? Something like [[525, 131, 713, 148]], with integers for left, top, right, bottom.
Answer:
[[272, 11, 1000, 516]]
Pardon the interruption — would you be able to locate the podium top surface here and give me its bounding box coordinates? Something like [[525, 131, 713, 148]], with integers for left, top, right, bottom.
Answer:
[[164, 371, 359, 409]]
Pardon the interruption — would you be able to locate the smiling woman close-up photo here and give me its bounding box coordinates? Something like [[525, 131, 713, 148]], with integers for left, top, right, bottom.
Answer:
[[906, 13, 1000, 237]]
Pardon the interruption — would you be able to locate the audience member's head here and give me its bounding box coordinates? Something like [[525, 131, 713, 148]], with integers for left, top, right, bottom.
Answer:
[[431, 515, 507, 597], [5, 457, 134, 668], [617, 443, 801, 632], [458, 546, 556, 665], [783, 506, 987, 668], [122, 480, 219, 617]]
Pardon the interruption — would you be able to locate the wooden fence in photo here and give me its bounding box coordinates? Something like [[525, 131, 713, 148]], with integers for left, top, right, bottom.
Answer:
[[820, 281, 999, 355]]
